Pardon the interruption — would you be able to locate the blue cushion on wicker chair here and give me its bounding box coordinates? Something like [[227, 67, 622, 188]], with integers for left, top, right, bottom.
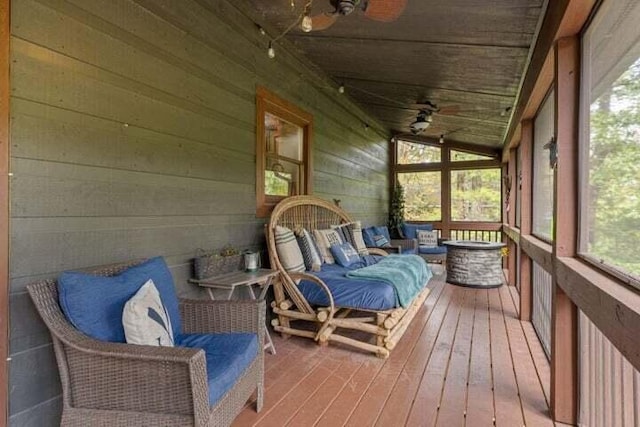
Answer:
[[177, 333, 259, 406], [418, 245, 447, 255], [58, 257, 181, 342]]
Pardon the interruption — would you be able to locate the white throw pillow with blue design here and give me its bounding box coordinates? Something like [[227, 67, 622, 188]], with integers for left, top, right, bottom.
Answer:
[[122, 279, 174, 346]]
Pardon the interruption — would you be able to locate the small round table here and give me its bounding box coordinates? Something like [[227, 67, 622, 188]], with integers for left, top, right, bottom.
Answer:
[[442, 240, 506, 288]]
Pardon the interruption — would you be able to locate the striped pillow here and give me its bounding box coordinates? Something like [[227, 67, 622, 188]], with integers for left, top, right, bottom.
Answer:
[[295, 228, 323, 271], [332, 221, 369, 255], [313, 228, 343, 264], [275, 226, 305, 273]]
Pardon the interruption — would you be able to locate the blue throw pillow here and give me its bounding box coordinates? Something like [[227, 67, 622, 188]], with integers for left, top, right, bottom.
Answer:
[[373, 226, 391, 242], [58, 257, 181, 342], [373, 234, 391, 248], [402, 223, 433, 239], [330, 242, 361, 267], [362, 226, 376, 247]]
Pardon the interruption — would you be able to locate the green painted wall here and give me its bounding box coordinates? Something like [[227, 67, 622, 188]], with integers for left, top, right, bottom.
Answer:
[[7, 0, 389, 424]]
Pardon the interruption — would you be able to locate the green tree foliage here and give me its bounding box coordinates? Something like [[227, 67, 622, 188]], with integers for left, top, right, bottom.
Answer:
[[587, 58, 640, 276], [388, 183, 406, 238], [450, 168, 501, 222]]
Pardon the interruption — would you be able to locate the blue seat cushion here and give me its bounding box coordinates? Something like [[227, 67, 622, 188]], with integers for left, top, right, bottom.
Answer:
[[58, 257, 181, 342], [402, 223, 433, 239], [418, 245, 447, 255], [401, 247, 418, 255], [299, 262, 396, 311], [177, 333, 258, 406]]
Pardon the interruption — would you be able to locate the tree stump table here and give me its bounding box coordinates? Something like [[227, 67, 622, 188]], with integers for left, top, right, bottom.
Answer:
[[443, 240, 506, 288]]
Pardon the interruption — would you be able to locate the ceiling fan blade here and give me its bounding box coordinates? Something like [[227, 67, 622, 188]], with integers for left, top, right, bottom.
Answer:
[[364, 0, 407, 22], [437, 105, 462, 115], [310, 13, 339, 31]]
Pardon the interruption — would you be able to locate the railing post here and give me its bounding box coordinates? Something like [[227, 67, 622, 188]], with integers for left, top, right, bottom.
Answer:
[[550, 35, 579, 425], [519, 120, 533, 321]]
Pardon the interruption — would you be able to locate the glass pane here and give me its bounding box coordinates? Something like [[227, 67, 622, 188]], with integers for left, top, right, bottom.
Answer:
[[265, 112, 303, 161], [397, 172, 441, 221], [533, 90, 555, 240], [265, 157, 301, 197], [582, 0, 640, 278], [450, 150, 494, 162], [450, 168, 501, 222], [397, 140, 441, 164]]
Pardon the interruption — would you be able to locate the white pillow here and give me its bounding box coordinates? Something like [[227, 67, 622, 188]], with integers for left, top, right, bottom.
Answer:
[[123, 279, 174, 346], [313, 228, 344, 264], [275, 225, 306, 273], [417, 230, 439, 248]]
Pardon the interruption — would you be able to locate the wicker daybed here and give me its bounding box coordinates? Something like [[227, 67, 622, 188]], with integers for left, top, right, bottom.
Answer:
[[266, 195, 432, 358]]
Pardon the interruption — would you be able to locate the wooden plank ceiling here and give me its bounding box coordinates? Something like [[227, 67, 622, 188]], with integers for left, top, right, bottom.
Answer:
[[242, 0, 545, 148]]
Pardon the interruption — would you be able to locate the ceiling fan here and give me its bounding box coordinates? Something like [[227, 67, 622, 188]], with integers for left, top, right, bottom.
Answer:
[[409, 101, 461, 135], [305, 0, 407, 32]]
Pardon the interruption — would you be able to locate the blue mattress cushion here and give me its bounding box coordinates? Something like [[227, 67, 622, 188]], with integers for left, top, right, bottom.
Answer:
[[402, 223, 433, 239], [298, 260, 397, 311], [177, 333, 258, 406], [58, 257, 181, 342], [418, 245, 447, 255]]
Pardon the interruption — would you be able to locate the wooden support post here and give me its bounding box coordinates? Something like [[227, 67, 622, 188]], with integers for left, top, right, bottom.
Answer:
[[440, 147, 451, 239], [507, 149, 517, 286], [519, 120, 533, 321], [550, 36, 579, 425], [0, 0, 9, 424]]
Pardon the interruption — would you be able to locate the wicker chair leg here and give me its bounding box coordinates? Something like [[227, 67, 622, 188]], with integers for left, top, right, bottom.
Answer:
[[257, 382, 264, 412]]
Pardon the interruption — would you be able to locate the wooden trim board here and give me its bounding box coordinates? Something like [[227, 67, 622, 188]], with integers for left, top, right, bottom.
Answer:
[[0, 0, 8, 423]]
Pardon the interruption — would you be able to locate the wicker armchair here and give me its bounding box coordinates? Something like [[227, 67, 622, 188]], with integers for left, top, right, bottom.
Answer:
[[27, 261, 265, 427]]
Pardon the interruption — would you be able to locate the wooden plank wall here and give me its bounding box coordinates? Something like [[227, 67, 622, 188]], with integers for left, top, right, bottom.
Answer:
[[6, 0, 390, 424]]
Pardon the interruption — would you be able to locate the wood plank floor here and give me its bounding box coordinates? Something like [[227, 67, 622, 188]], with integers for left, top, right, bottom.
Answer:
[[234, 270, 556, 427]]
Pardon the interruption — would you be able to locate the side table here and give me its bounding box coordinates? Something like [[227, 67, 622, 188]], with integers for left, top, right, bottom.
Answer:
[[190, 268, 278, 354]]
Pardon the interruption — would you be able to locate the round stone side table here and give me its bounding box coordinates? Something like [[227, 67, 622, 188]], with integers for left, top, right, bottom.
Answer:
[[442, 240, 506, 288]]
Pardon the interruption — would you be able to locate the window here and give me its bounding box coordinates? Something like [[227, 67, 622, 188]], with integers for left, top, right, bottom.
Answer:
[[397, 140, 441, 164], [256, 87, 312, 217], [580, 0, 640, 282], [450, 168, 501, 222], [397, 171, 441, 221], [532, 90, 555, 241]]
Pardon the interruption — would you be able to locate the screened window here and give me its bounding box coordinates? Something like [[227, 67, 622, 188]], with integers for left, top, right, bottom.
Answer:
[[532, 90, 555, 241], [256, 87, 312, 217], [580, 0, 640, 282], [397, 171, 441, 221], [450, 168, 501, 222], [397, 140, 441, 164]]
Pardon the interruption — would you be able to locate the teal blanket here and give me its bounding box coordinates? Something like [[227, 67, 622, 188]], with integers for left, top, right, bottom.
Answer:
[[346, 255, 432, 308]]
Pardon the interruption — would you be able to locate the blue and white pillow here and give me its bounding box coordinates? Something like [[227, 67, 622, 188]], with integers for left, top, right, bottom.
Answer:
[[373, 234, 391, 248], [275, 226, 306, 273], [122, 279, 174, 347], [313, 228, 343, 264], [296, 228, 323, 271], [332, 222, 369, 256], [330, 242, 361, 267]]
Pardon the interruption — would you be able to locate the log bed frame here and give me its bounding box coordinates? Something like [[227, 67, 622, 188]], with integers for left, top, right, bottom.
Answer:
[[266, 195, 432, 358]]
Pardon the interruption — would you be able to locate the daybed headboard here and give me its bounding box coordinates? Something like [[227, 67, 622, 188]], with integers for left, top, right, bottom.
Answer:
[[268, 195, 353, 232]]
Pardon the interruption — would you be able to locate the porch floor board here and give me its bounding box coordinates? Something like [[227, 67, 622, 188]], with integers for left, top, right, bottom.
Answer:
[[234, 271, 556, 427]]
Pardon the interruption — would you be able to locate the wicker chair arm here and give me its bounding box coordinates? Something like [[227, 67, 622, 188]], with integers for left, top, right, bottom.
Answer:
[[180, 298, 266, 339], [391, 238, 419, 251], [367, 247, 390, 256], [287, 272, 336, 313], [58, 334, 210, 419]]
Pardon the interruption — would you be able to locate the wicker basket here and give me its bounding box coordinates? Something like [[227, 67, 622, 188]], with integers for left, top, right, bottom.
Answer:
[[193, 251, 243, 279]]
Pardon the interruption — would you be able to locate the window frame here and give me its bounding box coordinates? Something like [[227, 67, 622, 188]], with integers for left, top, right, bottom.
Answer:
[[256, 86, 313, 217]]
